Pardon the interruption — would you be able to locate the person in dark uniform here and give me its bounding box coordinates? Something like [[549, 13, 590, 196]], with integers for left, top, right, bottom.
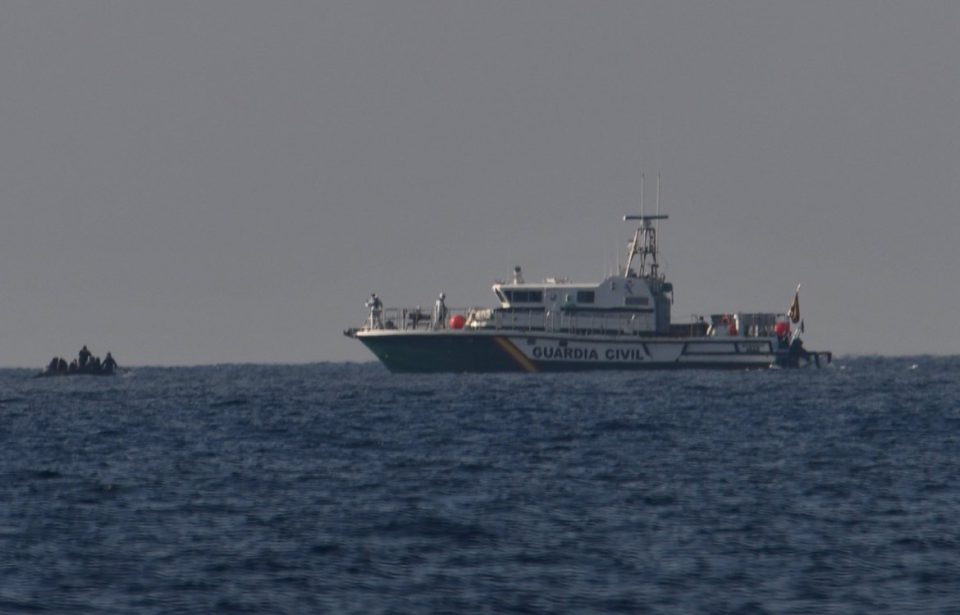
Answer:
[[103, 352, 118, 374], [78, 345, 92, 369]]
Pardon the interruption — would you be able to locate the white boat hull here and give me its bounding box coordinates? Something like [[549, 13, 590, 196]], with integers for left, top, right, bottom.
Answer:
[[348, 329, 827, 372]]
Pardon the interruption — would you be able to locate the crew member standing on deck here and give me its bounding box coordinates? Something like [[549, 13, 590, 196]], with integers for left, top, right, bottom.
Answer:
[[365, 293, 383, 329], [434, 292, 447, 329]]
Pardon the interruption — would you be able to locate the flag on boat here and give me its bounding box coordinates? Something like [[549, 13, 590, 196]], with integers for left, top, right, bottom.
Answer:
[[788, 288, 800, 323]]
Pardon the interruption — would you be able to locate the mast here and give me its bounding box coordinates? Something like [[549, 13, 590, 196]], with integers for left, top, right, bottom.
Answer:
[[623, 214, 667, 278], [622, 172, 667, 279]]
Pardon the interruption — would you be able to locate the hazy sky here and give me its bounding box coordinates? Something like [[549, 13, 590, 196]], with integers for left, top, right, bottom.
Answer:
[[1, 1, 958, 366]]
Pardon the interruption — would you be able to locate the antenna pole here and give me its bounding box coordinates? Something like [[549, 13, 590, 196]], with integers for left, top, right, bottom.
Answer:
[[656, 173, 662, 259], [640, 172, 645, 219], [656, 173, 660, 217]]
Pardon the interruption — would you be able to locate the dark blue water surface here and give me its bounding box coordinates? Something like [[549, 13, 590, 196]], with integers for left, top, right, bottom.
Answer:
[[2, 358, 960, 613]]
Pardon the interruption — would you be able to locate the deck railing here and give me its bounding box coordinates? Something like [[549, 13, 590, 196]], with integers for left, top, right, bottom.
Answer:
[[358, 307, 780, 338], [362, 307, 480, 332]]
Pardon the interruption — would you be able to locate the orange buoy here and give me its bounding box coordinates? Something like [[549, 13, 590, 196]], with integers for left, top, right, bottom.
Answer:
[[449, 314, 466, 330]]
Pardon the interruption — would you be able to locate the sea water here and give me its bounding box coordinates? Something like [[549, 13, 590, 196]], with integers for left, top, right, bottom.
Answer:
[[1, 358, 959, 613]]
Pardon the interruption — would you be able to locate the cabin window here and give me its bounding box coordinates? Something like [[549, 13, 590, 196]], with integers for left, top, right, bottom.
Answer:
[[625, 296, 649, 306], [509, 290, 543, 303], [576, 291, 595, 304]]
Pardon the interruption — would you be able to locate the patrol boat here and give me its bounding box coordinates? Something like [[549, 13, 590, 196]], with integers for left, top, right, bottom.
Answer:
[[345, 208, 831, 372]]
